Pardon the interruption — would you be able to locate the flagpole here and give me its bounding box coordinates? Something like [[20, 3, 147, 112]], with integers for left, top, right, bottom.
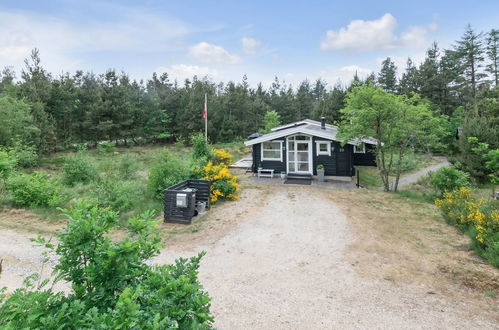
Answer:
[[204, 93, 208, 142]]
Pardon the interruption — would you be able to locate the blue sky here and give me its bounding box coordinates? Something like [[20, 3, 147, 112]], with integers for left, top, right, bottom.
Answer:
[[1, 0, 498, 87]]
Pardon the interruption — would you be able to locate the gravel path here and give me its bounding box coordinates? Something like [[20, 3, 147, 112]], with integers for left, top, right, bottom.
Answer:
[[1, 183, 496, 329], [153, 186, 495, 329], [397, 156, 450, 189]]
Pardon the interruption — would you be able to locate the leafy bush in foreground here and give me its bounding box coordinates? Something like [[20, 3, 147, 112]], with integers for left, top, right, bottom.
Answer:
[[62, 153, 98, 186], [435, 187, 499, 267], [6, 172, 62, 207], [0, 201, 214, 329], [429, 166, 470, 195]]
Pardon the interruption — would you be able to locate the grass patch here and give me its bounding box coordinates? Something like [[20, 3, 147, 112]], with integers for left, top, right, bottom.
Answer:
[[357, 166, 382, 187], [356, 153, 435, 188]]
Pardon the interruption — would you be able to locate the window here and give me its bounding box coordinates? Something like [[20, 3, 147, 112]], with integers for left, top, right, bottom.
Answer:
[[261, 141, 282, 161], [354, 143, 366, 153], [316, 141, 331, 156]]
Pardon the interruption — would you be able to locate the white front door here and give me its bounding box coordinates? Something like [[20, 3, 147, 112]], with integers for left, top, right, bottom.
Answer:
[[287, 135, 312, 174]]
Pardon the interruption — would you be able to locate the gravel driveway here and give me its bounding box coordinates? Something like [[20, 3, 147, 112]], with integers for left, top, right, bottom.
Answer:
[[1, 184, 496, 329], [154, 186, 496, 329]]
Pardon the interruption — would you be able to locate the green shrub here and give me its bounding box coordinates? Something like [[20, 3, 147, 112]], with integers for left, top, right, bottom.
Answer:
[[190, 156, 209, 179], [429, 166, 470, 195], [435, 188, 499, 267], [0, 201, 214, 328], [62, 153, 98, 186], [0, 150, 15, 179], [212, 180, 236, 196], [6, 172, 62, 207], [97, 141, 116, 154], [117, 154, 140, 178], [95, 177, 144, 212], [9, 141, 39, 168], [148, 149, 189, 199], [191, 133, 211, 160]]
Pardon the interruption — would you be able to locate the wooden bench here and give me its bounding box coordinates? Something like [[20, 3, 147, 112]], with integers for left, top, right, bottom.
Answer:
[[258, 169, 274, 178]]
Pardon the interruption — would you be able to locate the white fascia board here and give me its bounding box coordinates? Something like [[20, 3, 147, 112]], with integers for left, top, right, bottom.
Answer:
[[245, 126, 336, 146], [270, 119, 337, 132]]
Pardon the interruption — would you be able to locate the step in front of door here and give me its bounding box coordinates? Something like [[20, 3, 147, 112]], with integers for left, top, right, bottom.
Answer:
[[286, 173, 312, 180]]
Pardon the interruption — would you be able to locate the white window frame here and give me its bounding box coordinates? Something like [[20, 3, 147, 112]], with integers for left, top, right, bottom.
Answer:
[[316, 141, 331, 156], [261, 140, 283, 162], [354, 143, 366, 154]]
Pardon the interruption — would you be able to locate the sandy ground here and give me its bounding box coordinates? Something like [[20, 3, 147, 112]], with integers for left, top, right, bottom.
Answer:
[[1, 183, 498, 329]]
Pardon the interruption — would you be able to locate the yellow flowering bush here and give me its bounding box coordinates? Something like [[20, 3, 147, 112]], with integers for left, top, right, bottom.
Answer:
[[203, 161, 238, 204], [211, 149, 232, 166], [435, 187, 499, 267]]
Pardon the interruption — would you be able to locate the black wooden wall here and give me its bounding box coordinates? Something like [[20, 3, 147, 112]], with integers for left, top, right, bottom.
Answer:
[[252, 136, 355, 176], [353, 144, 377, 166]]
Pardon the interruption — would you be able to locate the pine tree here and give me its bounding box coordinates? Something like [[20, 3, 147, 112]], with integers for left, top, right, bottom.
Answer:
[[454, 25, 486, 103], [377, 57, 397, 93], [486, 29, 499, 86], [295, 80, 313, 120], [398, 58, 419, 95]]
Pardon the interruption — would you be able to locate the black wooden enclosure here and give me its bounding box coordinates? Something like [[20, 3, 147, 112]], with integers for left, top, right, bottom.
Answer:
[[163, 179, 211, 224]]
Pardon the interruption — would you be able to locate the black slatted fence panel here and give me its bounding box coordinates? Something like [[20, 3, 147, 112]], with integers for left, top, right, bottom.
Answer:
[[163, 179, 212, 224]]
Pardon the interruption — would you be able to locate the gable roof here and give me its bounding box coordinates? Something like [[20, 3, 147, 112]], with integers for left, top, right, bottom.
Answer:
[[270, 119, 336, 132], [244, 119, 378, 146]]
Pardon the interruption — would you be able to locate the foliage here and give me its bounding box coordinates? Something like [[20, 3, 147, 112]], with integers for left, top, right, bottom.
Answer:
[[94, 176, 145, 212], [317, 164, 324, 170], [377, 57, 398, 93], [0, 150, 16, 179], [339, 85, 437, 191], [191, 133, 211, 160], [468, 136, 499, 184], [203, 161, 238, 203], [458, 112, 498, 182], [391, 151, 431, 173], [62, 153, 98, 186], [262, 110, 281, 133], [148, 149, 189, 199], [117, 153, 140, 179], [6, 172, 62, 207], [0, 201, 214, 328], [429, 166, 470, 195], [211, 148, 232, 166], [435, 188, 499, 267], [8, 140, 39, 168], [0, 95, 40, 148], [97, 141, 116, 154], [1, 28, 498, 151]]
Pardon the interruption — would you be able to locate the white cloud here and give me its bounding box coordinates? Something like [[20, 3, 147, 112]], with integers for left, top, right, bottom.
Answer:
[[0, 8, 189, 72], [188, 42, 242, 65], [156, 64, 218, 82], [319, 65, 373, 84], [241, 37, 262, 54], [320, 13, 436, 51]]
